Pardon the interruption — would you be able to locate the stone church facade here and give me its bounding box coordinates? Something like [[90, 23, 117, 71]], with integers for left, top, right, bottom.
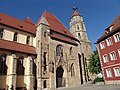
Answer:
[[0, 7, 92, 90], [36, 7, 93, 90]]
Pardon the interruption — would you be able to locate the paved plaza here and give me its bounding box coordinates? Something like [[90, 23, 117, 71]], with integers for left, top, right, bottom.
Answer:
[[57, 84, 120, 90]]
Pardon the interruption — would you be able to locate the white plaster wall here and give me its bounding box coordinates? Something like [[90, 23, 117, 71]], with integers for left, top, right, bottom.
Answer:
[[0, 25, 35, 47]]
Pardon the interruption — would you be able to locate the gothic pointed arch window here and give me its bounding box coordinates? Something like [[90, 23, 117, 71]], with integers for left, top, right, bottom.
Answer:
[[70, 47, 73, 55], [16, 56, 24, 75], [0, 54, 7, 75], [77, 25, 79, 30], [44, 31, 47, 37], [13, 32, 18, 41], [0, 28, 4, 39], [81, 24, 84, 30], [43, 52, 47, 71], [33, 59, 36, 75], [71, 63, 75, 77], [56, 45, 63, 57], [78, 33, 81, 38]]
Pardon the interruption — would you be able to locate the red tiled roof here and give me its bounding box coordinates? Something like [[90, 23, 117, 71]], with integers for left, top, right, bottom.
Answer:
[[97, 15, 120, 43], [111, 15, 120, 31], [0, 12, 36, 35], [0, 39, 36, 55], [36, 11, 77, 40], [50, 31, 78, 45], [24, 17, 34, 25]]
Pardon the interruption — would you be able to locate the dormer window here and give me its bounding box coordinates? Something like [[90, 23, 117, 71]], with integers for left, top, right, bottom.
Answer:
[[109, 26, 113, 31], [26, 36, 30, 44], [106, 26, 113, 33], [64, 31, 66, 34], [62, 30, 67, 34], [18, 25, 23, 28], [0, 28, 4, 39], [13, 32, 18, 41]]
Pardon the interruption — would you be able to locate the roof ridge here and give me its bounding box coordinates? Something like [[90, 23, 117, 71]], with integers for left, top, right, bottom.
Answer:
[[35, 10, 48, 26], [24, 17, 35, 25]]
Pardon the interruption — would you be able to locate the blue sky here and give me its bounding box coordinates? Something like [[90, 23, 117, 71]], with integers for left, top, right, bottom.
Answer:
[[0, 0, 120, 50]]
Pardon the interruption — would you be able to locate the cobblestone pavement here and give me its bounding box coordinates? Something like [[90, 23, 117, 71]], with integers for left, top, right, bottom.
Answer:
[[57, 84, 120, 90]]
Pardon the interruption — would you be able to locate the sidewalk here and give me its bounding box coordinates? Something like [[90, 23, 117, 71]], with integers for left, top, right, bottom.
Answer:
[[57, 84, 120, 90]]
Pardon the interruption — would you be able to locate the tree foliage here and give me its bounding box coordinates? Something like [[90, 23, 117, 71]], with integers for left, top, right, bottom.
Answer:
[[88, 49, 102, 74]]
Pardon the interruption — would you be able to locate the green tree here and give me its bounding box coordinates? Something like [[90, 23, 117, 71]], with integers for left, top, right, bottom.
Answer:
[[88, 49, 102, 74]]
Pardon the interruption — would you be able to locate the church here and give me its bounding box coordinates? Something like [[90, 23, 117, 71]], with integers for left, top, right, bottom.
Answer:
[[0, 7, 93, 90]]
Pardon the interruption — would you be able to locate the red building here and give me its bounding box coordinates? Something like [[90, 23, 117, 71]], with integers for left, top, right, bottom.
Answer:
[[97, 15, 120, 84]]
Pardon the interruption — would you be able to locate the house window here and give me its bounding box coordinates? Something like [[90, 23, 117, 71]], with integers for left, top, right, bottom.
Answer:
[[110, 52, 117, 60], [17, 56, 24, 75], [70, 47, 73, 55], [106, 38, 112, 46], [0, 54, 7, 75], [114, 33, 120, 42], [106, 69, 112, 78], [100, 41, 105, 49], [43, 52, 47, 71], [0, 28, 4, 39], [26, 36, 30, 44], [13, 32, 18, 41], [71, 63, 75, 77], [103, 54, 108, 63], [114, 68, 120, 77]]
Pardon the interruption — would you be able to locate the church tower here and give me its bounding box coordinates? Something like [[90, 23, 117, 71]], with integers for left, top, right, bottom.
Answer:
[[70, 6, 93, 83], [70, 6, 93, 59]]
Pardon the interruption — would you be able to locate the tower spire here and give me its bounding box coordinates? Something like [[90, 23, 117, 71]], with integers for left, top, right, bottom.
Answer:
[[72, 6, 80, 17]]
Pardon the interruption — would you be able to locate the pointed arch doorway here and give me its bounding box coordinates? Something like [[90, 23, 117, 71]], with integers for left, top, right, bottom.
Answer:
[[56, 65, 64, 88]]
